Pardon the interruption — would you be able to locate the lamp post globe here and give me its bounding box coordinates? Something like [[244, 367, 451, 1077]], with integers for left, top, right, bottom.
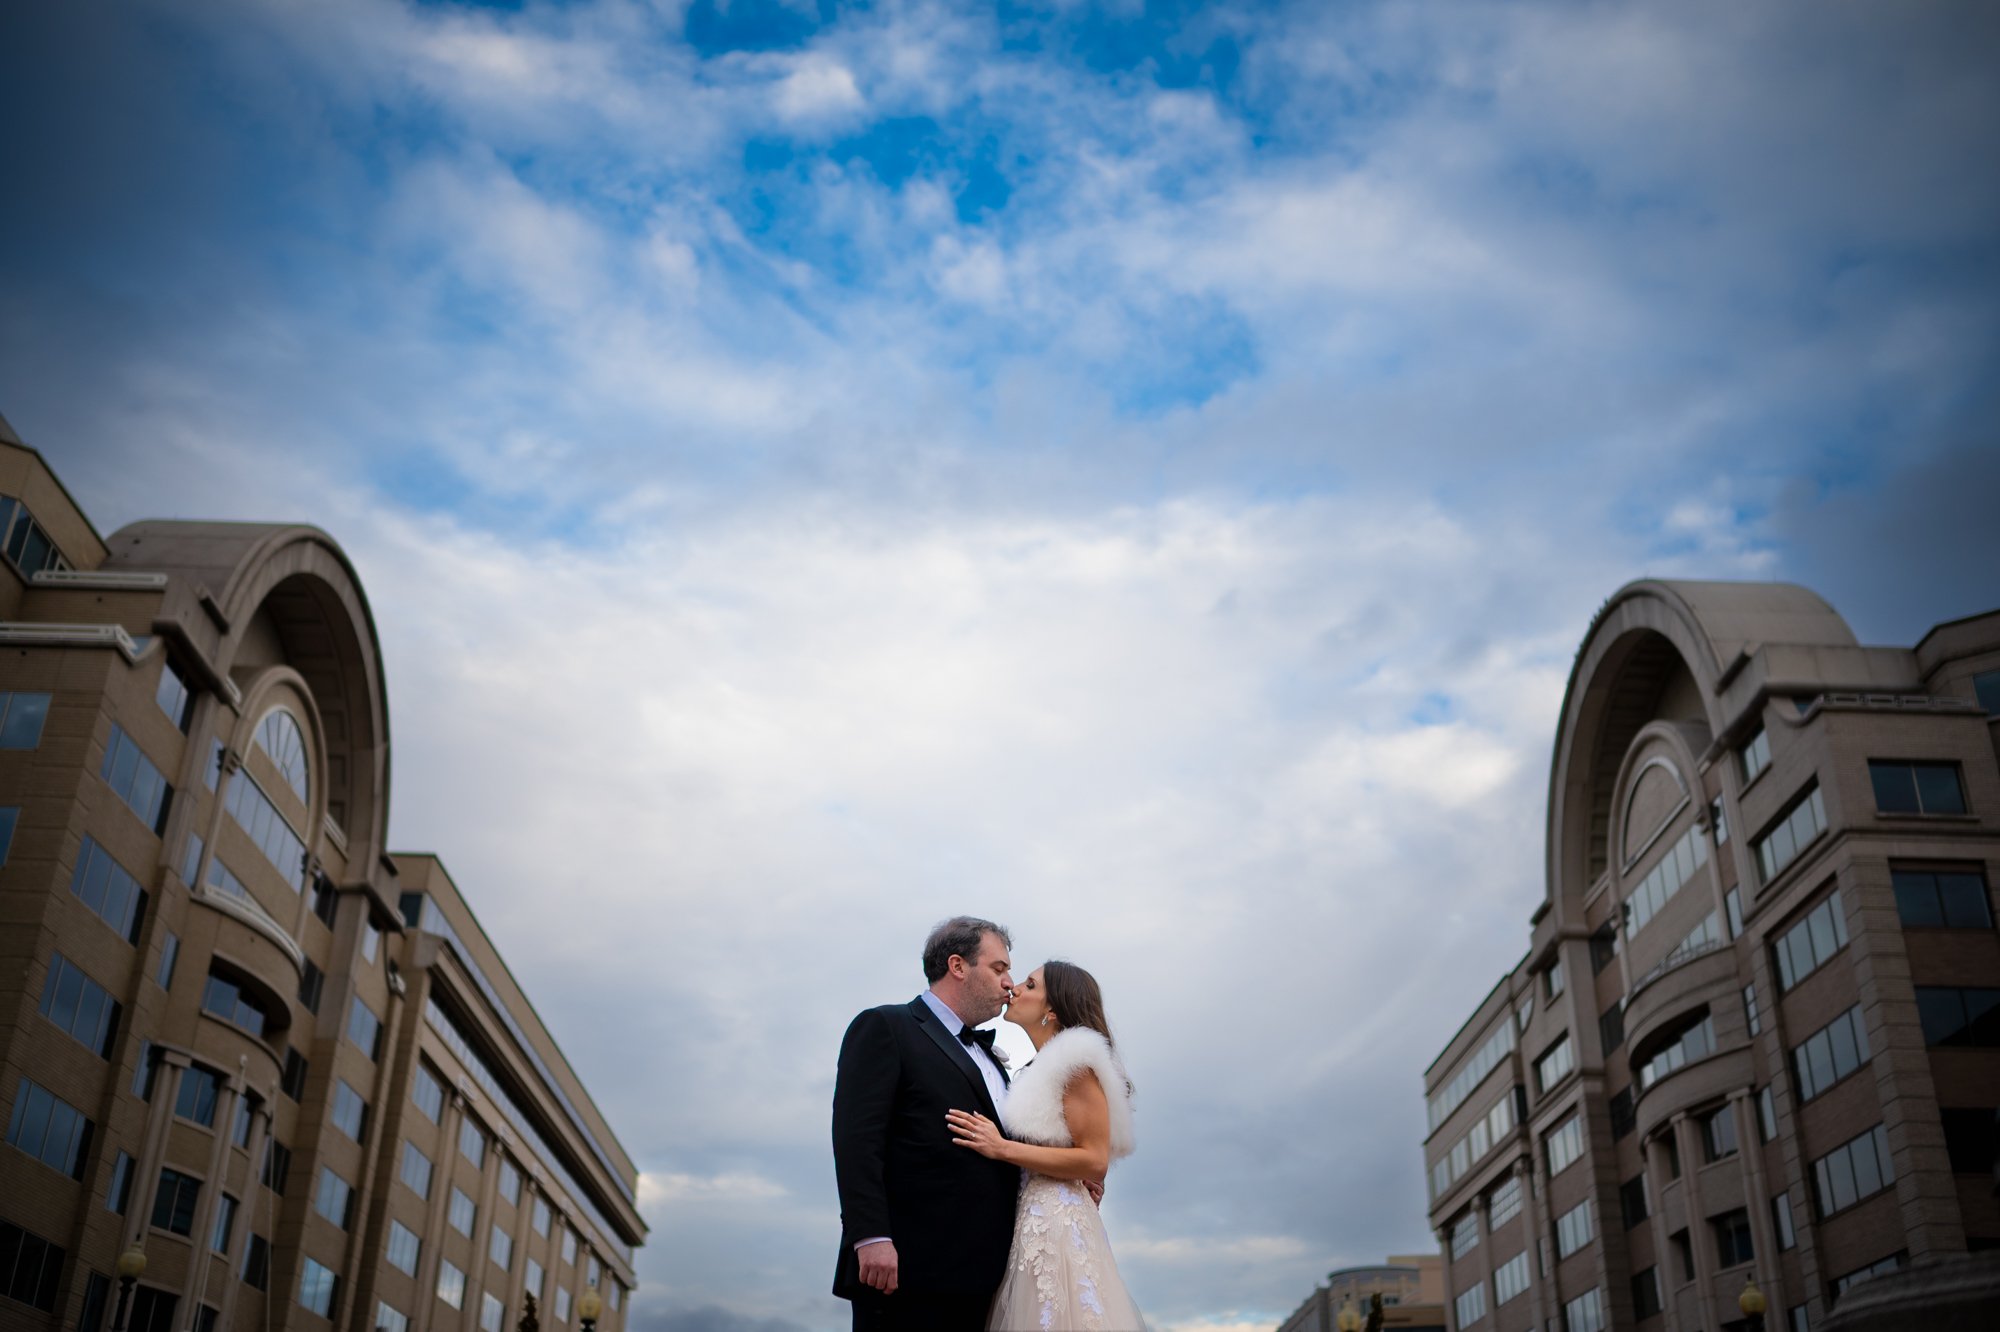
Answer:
[[1738, 1277, 1767, 1331], [1337, 1300, 1363, 1332], [111, 1247, 146, 1332], [578, 1288, 603, 1332]]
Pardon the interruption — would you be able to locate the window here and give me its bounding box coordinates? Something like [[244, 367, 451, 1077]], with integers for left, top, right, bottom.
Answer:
[[1624, 823, 1711, 935], [586, 1254, 599, 1286], [1671, 1228, 1693, 1280], [481, 1293, 505, 1332], [533, 1197, 552, 1236], [1546, 1113, 1585, 1176], [460, 1117, 486, 1167], [1870, 760, 1967, 816], [101, 724, 172, 833], [0, 807, 15, 866], [1830, 1253, 1905, 1300], [127, 1287, 178, 1332], [450, 1187, 477, 1235], [1535, 1035, 1573, 1093], [1609, 1087, 1635, 1140], [1495, 1252, 1530, 1305], [1638, 1013, 1716, 1089], [1429, 1021, 1517, 1132], [313, 1167, 353, 1228], [156, 662, 193, 730], [1773, 890, 1849, 992], [525, 1259, 545, 1298], [608, 1284, 622, 1312], [1789, 1304, 1810, 1332], [1563, 1288, 1604, 1332], [1664, 1131, 1682, 1179], [1453, 1284, 1486, 1329], [1488, 1175, 1523, 1228], [561, 1228, 578, 1265], [242, 1235, 271, 1291], [1772, 1190, 1796, 1250], [1703, 1106, 1739, 1161], [210, 1194, 237, 1253], [1517, 998, 1532, 1032], [298, 1256, 338, 1319], [157, 931, 181, 988], [39, 953, 121, 1057], [1620, 1174, 1650, 1229], [151, 1168, 201, 1235], [555, 1288, 572, 1323], [1589, 923, 1620, 974], [1450, 1211, 1479, 1259], [8, 1077, 95, 1178], [1726, 887, 1743, 938], [490, 1224, 513, 1271], [1753, 782, 1827, 883], [172, 1065, 219, 1127], [0, 497, 67, 575], [1712, 1208, 1754, 1268], [1758, 1086, 1778, 1141], [1555, 1200, 1594, 1258], [1712, 796, 1729, 844], [412, 1064, 445, 1121], [69, 837, 147, 942], [387, 1220, 421, 1275], [1940, 1108, 2000, 1175], [362, 919, 381, 965], [224, 770, 308, 891], [256, 709, 311, 802], [325, 1080, 366, 1142], [201, 971, 271, 1038], [231, 1096, 252, 1148], [438, 1261, 467, 1310], [262, 1138, 291, 1193], [1892, 867, 1992, 928], [1974, 670, 2000, 716], [1914, 986, 2000, 1047], [1632, 1267, 1663, 1320], [298, 961, 324, 1014], [0, 1219, 66, 1312], [377, 1304, 410, 1332], [399, 1141, 434, 1199], [312, 876, 337, 925], [345, 995, 382, 1060], [107, 1151, 135, 1213], [81, 1269, 111, 1332], [1793, 1005, 1872, 1101], [281, 1048, 309, 1101], [0, 692, 50, 748], [1813, 1124, 1897, 1217], [1744, 983, 1761, 1035], [500, 1158, 521, 1204], [1739, 727, 1770, 783], [1546, 960, 1566, 999]]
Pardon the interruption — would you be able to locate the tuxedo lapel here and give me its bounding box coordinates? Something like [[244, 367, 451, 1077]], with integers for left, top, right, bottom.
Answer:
[[910, 996, 1000, 1119]]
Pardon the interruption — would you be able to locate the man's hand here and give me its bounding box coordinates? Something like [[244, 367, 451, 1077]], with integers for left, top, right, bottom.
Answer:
[[856, 1240, 899, 1295], [1084, 1176, 1106, 1207]]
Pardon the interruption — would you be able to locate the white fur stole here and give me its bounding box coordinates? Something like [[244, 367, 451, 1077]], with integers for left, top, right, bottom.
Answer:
[[999, 1028, 1135, 1159]]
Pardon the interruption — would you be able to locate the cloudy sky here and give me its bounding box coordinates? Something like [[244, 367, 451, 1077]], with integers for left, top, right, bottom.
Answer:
[[4, 1, 2000, 1328]]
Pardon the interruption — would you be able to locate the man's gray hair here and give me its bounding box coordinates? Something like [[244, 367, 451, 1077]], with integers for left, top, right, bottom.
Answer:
[[922, 916, 1011, 983]]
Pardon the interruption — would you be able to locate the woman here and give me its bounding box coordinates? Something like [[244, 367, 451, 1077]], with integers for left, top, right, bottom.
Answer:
[[946, 961, 1148, 1331]]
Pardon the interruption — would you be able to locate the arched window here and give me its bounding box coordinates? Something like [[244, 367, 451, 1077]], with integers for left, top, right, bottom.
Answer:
[[257, 709, 310, 805]]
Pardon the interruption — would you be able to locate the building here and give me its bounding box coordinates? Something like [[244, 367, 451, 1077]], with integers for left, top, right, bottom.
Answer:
[[1277, 1255, 1446, 1332], [1422, 581, 2000, 1332], [0, 422, 648, 1332]]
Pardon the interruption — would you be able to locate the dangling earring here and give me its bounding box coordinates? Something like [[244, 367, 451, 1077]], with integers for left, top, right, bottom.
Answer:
[[1040, 1014, 1052, 1027]]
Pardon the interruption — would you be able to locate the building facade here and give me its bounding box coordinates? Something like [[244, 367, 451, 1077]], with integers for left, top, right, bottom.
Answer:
[[1422, 581, 2000, 1332], [0, 423, 647, 1332], [1278, 1256, 1447, 1332]]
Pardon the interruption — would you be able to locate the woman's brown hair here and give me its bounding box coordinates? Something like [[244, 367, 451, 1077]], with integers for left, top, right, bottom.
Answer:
[[1041, 960, 1132, 1095]]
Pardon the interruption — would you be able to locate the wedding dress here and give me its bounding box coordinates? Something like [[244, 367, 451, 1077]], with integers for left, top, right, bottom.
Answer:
[[987, 1028, 1149, 1332]]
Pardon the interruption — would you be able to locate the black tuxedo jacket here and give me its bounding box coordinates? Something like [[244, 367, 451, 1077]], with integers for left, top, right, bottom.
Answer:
[[831, 996, 1020, 1300]]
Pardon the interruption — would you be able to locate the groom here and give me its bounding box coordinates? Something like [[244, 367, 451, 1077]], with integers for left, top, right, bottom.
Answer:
[[831, 916, 1021, 1331]]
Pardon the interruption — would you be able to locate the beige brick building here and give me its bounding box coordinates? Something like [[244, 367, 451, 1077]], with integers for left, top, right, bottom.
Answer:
[[1278, 1255, 1447, 1332], [0, 423, 647, 1332], [1422, 581, 2000, 1332]]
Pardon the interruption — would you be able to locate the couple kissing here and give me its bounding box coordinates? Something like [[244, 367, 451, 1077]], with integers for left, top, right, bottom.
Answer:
[[831, 916, 1148, 1332]]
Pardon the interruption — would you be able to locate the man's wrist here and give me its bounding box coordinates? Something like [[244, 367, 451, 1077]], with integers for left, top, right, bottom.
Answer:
[[854, 1236, 892, 1250]]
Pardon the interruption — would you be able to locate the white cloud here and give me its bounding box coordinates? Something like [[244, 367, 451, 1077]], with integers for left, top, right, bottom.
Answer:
[[771, 55, 865, 122]]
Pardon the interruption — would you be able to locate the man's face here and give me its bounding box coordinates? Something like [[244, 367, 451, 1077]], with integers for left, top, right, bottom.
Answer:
[[959, 932, 1015, 1024]]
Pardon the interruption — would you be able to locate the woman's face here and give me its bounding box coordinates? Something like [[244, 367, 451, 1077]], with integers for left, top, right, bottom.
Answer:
[[1004, 965, 1050, 1029]]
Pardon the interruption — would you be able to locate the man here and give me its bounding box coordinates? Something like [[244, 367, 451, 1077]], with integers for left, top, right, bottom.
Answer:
[[832, 916, 1020, 1331]]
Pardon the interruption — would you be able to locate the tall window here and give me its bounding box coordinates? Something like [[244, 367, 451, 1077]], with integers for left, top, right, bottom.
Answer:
[[1869, 760, 1967, 816], [1793, 1006, 1871, 1101], [1494, 1252, 1530, 1305], [175, 1067, 220, 1127], [1488, 1176, 1523, 1228], [1450, 1211, 1479, 1259], [437, 1261, 466, 1310], [256, 710, 311, 804], [1632, 1267, 1663, 1320], [38, 953, 121, 1057], [151, 1169, 201, 1235], [1753, 782, 1826, 883], [399, 1142, 433, 1200], [331, 1080, 367, 1141], [313, 1168, 353, 1229], [1620, 1174, 1649, 1229], [1563, 1288, 1605, 1332], [386, 1221, 421, 1275], [155, 663, 193, 731], [1772, 890, 1849, 992], [411, 1063, 444, 1122], [1455, 1284, 1487, 1327], [0, 692, 51, 748], [298, 1257, 338, 1319], [69, 837, 147, 942], [1702, 1107, 1739, 1161], [7, 1078, 95, 1178], [1624, 823, 1710, 935], [1738, 728, 1770, 783], [449, 1188, 477, 1236], [1545, 1114, 1585, 1176], [0, 806, 16, 867], [1812, 1124, 1897, 1218], [101, 724, 172, 834], [1536, 1035, 1574, 1093], [1712, 1209, 1754, 1267], [224, 771, 308, 891], [1555, 1200, 1594, 1257], [346, 996, 382, 1060]]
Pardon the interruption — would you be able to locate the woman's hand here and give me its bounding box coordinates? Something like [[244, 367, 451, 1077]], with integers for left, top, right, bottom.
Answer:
[[946, 1109, 1012, 1162]]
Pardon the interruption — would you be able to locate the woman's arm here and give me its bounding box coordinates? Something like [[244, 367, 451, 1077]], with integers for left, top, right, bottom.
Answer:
[[947, 1070, 1111, 1181]]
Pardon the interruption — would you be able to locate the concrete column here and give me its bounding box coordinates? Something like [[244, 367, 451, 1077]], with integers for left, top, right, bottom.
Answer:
[[1643, 1131, 1680, 1332], [1436, 1228, 1459, 1332], [216, 1098, 272, 1332], [127, 1057, 189, 1249], [500, 1177, 531, 1332], [1526, 1139, 1560, 1315], [1474, 1189, 1496, 1320], [177, 1072, 244, 1327], [412, 1092, 468, 1332], [1517, 1158, 1549, 1332], [1731, 1089, 1788, 1323], [459, 1114, 503, 1332], [1673, 1113, 1718, 1322]]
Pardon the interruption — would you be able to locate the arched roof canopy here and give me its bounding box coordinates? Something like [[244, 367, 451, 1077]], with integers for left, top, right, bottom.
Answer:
[[1544, 580, 1856, 930], [102, 521, 392, 878]]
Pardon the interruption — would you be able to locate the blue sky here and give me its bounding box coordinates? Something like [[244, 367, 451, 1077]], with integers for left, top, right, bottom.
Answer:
[[4, 3, 1999, 1330]]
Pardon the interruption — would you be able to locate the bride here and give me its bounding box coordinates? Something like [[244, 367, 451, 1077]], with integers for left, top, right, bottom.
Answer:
[[946, 961, 1148, 1331]]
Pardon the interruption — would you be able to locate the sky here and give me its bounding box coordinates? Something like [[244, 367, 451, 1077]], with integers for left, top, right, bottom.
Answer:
[[4, 1, 2000, 1329]]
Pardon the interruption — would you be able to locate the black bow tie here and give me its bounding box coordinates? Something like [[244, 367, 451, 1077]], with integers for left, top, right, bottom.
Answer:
[[959, 1026, 996, 1054]]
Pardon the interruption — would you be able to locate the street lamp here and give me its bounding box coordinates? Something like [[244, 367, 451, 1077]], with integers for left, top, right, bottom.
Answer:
[[577, 1288, 603, 1332], [1336, 1300, 1362, 1332], [1738, 1277, 1767, 1332], [111, 1246, 146, 1332]]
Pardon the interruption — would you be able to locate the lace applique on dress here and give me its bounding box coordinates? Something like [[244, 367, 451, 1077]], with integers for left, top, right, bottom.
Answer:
[[989, 1176, 1146, 1332]]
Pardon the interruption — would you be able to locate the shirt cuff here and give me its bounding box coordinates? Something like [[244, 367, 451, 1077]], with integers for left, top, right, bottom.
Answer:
[[854, 1237, 892, 1250]]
